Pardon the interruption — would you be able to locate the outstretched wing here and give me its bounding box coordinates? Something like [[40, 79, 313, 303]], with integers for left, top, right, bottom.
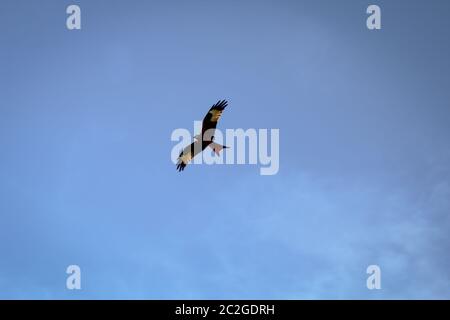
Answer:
[[176, 140, 203, 172], [201, 100, 228, 141]]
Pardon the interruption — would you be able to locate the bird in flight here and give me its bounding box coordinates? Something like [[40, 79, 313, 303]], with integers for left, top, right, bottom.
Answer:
[[176, 100, 229, 172]]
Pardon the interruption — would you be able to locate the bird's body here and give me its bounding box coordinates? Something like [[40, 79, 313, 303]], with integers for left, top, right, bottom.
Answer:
[[176, 100, 228, 171]]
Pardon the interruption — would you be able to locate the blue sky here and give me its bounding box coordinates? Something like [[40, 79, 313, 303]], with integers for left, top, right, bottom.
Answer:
[[0, 0, 449, 299]]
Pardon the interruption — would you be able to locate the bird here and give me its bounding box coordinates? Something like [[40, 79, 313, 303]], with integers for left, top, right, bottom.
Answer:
[[176, 100, 229, 171]]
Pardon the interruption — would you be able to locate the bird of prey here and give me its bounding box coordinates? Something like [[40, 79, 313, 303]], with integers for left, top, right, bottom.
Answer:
[[176, 100, 229, 171]]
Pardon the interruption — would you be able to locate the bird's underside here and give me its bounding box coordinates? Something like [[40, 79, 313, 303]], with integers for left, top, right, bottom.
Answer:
[[176, 100, 228, 172]]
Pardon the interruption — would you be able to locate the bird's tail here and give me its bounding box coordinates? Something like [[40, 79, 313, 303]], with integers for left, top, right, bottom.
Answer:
[[209, 142, 228, 156]]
